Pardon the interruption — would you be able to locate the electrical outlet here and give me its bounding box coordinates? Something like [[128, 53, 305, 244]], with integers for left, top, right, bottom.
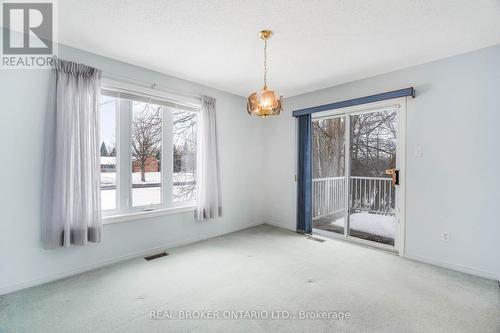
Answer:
[[441, 232, 450, 242]]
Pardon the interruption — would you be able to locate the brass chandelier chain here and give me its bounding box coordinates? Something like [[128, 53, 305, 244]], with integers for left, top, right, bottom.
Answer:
[[263, 38, 268, 88]]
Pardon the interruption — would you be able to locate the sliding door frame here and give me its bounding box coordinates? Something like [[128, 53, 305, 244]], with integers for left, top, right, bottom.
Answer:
[[311, 97, 407, 255]]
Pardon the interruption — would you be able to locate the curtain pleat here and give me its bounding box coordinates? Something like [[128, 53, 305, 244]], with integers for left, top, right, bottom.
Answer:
[[195, 96, 222, 220], [297, 114, 312, 234], [42, 60, 102, 249]]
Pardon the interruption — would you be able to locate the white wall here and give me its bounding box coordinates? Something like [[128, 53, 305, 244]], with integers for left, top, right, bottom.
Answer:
[[1, 43, 499, 295], [0, 45, 265, 294], [262, 44, 500, 280]]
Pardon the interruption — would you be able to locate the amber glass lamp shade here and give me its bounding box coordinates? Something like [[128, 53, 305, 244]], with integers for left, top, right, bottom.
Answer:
[[247, 87, 283, 117]]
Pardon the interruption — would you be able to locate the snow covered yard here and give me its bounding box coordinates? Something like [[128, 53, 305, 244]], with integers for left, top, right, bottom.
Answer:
[[100, 172, 196, 210], [100, 172, 195, 186]]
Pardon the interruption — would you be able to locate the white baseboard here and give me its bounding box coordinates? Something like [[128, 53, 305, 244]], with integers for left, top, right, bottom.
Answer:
[[4, 221, 495, 295], [404, 254, 498, 281], [263, 220, 296, 232], [0, 221, 264, 296], [264, 220, 498, 282]]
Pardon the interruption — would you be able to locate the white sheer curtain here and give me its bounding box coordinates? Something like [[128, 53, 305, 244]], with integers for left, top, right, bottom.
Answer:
[[196, 96, 222, 220], [42, 60, 103, 249]]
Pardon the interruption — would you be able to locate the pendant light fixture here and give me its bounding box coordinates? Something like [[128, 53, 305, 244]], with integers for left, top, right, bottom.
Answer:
[[247, 30, 283, 117]]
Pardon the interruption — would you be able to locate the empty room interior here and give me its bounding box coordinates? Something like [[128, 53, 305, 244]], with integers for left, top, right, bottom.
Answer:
[[1, 1, 500, 332]]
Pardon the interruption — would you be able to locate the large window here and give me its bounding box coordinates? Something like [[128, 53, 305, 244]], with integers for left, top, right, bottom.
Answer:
[[99, 83, 199, 217]]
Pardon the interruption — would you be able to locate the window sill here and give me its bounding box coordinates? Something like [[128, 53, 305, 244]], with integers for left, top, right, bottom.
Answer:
[[103, 205, 196, 224]]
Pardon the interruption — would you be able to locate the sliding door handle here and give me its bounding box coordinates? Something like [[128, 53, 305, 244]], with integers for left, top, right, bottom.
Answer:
[[385, 168, 400, 187]]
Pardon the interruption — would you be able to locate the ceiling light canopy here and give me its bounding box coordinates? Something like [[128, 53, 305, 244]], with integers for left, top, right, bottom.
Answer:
[[247, 30, 283, 117]]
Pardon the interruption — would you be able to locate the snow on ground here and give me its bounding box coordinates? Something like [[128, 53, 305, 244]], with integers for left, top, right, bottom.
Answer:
[[101, 190, 116, 210], [101, 187, 194, 210], [331, 213, 395, 239], [101, 173, 116, 186], [131, 187, 161, 207], [100, 172, 194, 186], [101, 172, 196, 210]]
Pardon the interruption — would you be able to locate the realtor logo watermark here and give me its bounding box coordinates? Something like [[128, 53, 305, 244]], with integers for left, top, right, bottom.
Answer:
[[1, 0, 57, 68]]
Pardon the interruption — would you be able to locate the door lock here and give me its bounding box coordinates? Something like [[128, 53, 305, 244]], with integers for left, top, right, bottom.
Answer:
[[385, 168, 400, 187]]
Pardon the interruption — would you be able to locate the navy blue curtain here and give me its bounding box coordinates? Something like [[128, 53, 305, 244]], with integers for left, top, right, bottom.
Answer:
[[297, 114, 312, 234]]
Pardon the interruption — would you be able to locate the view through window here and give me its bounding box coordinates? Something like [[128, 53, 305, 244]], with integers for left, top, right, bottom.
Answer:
[[99, 95, 117, 211], [131, 101, 163, 206], [172, 108, 197, 202], [99, 88, 198, 215]]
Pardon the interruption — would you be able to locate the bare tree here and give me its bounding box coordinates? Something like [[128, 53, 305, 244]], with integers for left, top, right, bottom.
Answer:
[[131, 103, 162, 182], [172, 109, 197, 201], [313, 111, 396, 178], [350, 111, 396, 177], [313, 118, 345, 178]]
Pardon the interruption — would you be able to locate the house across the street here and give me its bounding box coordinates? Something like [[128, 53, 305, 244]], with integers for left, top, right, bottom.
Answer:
[[100, 156, 116, 172], [132, 156, 159, 173]]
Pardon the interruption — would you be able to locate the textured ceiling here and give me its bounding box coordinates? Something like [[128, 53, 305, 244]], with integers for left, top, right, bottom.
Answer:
[[58, 0, 500, 97]]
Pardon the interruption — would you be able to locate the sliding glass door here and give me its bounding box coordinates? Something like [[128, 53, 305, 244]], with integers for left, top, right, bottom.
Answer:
[[348, 109, 397, 246], [312, 100, 404, 251]]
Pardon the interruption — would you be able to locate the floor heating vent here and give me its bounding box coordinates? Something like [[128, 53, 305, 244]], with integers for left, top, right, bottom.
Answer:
[[144, 252, 169, 261], [307, 236, 326, 243]]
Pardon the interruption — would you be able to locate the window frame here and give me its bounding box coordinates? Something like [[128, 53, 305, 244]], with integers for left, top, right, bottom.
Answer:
[[100, 79, 201, 223]]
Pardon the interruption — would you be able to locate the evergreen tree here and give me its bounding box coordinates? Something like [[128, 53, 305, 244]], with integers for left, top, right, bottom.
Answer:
[[100, 141, 108, 157]]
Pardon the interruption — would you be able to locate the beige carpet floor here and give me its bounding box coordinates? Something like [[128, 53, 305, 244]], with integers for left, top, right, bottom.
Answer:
[[1, 224, 499, 333]]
